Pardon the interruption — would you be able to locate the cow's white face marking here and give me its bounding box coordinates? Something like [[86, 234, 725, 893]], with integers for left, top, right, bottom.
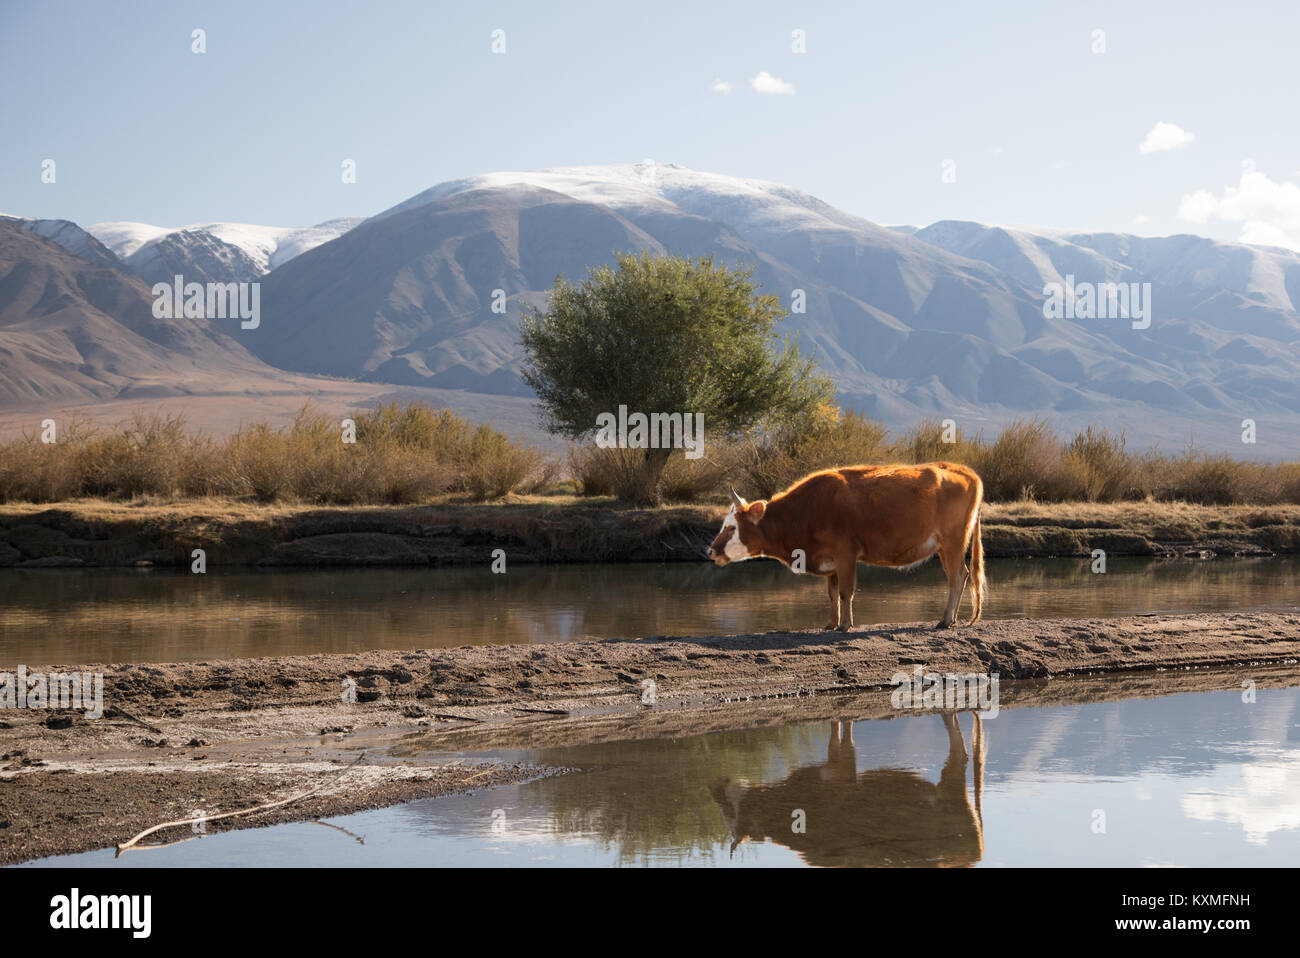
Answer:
[[721, 780, 743, 829], [721, 510, 752, 561], [709, 507, 754, 565]]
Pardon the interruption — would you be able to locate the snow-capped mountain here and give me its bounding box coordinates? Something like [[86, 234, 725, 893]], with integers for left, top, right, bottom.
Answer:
[[0, 219, 285, 404], [0, 215, 119, 267], [251, 165, 1050, 401], [5, 163, 1300, 452], [88, 217, 363, 284], [905, 220, 1300, 390], [235, 163, 1300, 453], [373, 163, 880, 239], [909, 220, 1300, 316]]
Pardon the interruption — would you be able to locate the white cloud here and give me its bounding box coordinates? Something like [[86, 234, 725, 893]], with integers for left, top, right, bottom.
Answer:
[[1139, 121, 1195, 154], [1178, 170, 1300, 252], [1238, 221, 1298, 249], [710, 78, 732, 95], [750, 71, 794, 95], [1177, 189, 1218, 223], [1132, 214, 1150, 225], [1182, 756, 1300, 846]]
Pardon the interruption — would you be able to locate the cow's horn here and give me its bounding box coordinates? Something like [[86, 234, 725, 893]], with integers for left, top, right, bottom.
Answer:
[[729, 486, 745, 509]]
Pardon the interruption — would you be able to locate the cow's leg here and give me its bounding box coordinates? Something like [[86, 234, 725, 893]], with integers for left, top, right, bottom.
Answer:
[[834, 555, 857, 632], [937, 711, 970, 796], [940, 710, 968, 763], [821, 720, 841, 780], [935, 542, 967, 629], [832, 719, 857, 781], [824, 573, 840, 630]]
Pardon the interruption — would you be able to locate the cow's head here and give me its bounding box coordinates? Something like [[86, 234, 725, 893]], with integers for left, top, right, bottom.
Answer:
[[709, 487, 767, 565], [709, 777, 752, 856]]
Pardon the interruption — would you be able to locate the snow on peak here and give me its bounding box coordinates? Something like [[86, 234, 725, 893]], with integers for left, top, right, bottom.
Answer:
[[86, 221, 176, 259], [87, 218, 363, 273], [373, 163, 876, 238], [1, 214, 119, 264]]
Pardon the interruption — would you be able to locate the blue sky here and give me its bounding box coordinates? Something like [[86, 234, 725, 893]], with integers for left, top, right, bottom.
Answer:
[[2, 0, 1298, 247]]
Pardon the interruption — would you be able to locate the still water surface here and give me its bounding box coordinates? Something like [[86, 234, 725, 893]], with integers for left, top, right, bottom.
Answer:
[[26, 679, 1300, 867], [2, 557, 1299, 665]]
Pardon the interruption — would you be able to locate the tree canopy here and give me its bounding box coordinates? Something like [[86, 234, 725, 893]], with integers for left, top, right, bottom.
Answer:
[[519, 251, 833, 503]]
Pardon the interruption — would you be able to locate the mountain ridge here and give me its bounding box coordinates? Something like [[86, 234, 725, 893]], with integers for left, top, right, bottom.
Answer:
[[4, 164, 1298, 454]]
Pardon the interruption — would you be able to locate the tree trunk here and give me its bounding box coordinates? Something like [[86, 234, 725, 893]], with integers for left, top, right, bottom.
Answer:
[[630, 447, 674, 507]]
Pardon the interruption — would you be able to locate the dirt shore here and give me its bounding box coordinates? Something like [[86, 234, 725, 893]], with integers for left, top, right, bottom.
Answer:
[[1, 499, 1297, 570], [3, 609, 1298, 864]]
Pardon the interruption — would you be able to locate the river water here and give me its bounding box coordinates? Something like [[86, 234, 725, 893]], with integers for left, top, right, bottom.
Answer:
[[24, 677, 1300, 867], [2, 556, 1299, 665]]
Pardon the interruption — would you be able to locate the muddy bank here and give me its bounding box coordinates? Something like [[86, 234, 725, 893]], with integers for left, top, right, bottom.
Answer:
[[3, 610, 1298, 863], [0, 500, 711, 569], [0, 755, 550, 865], [1, 500, 1297, 569], [405, 661, 1300, 754], [7, 612, 1298, 734]]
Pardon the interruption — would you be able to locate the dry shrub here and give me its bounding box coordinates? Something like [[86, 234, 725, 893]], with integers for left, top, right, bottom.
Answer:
[[0, 414, 220, 501], [568, 443, 616, 497], [887, 417, 978, 466], [461, 425, 544, 499], [1137, 447, 1300, 506], [4, 403, 1298, 508], [219, 421, 295, 503], [1059, 427, 1138, 502], [1157, 452, 1243, 505], [0, 417, 91, 502], [0, 402, 548, 505], [567, 442, 726, 503], [967, 418, 1064, 501], [567, 445, 655, 502], [519, 458, 562, 495], [659, 453, 729, 503], [1279, 464, 1300, 504], [729, 407, 890, 499], [354, 403, 548, 501]]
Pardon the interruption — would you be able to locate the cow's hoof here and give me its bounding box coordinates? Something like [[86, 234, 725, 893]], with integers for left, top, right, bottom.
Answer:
[[934, 619, 955, 629], [823, 622, 838, 631], [835, 623, 851, 633]]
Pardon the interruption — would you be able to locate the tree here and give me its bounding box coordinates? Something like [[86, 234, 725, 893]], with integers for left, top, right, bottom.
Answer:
[[519, 251, 833, 505]]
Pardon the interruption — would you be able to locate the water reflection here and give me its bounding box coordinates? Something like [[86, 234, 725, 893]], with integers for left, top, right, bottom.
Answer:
[[19, 680, 1300, 867], [2, 556, 1299, 665], [711, 714, 985, 866], [452, 682, 1300, 867]]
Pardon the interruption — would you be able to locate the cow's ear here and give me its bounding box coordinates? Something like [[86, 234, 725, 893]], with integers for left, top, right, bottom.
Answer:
[[748, 501, 766, 520]]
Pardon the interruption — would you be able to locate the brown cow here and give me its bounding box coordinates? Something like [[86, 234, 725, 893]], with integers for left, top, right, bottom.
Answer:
[[708, 462, 985, 630], [710, 712, 986, 867]]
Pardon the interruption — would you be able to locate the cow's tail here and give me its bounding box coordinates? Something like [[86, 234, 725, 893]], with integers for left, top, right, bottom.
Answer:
[[966, 490, 985, 625]]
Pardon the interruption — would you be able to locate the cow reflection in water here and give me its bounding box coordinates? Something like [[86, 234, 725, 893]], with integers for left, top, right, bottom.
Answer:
[[710, 712, 986, 867]]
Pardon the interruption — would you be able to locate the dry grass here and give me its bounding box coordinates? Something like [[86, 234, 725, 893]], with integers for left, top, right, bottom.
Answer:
[[571, 409, 1300, 506], [0, 403, 556, 505], [6, 495, 1294, 529], [3, 401, 1297, 509], [567, 444, 729, 503]]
